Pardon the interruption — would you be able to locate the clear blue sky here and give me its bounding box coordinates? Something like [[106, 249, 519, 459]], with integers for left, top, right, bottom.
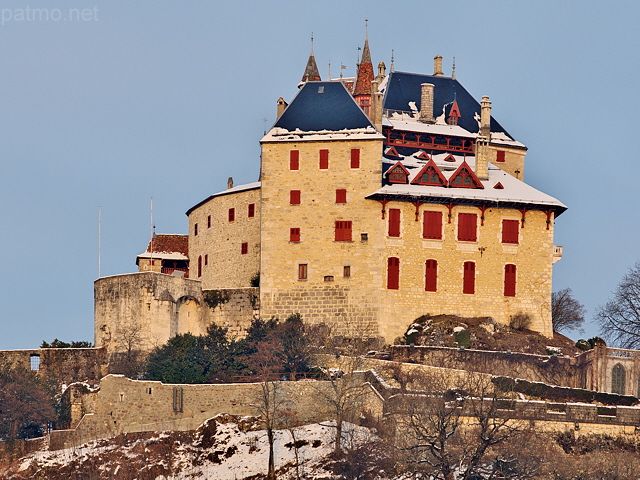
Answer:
[[1, 0, 638, 349]]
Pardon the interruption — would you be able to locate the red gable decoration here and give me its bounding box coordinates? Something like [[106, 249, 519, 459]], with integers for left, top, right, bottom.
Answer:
[[385, 146, 401, 158], [448, 161, 484, 189], [386, 161, 410, 184], [411, 159, 447, 186], [416, 150, 431, 161]]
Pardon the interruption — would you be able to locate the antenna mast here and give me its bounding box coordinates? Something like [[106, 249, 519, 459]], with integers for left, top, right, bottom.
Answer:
[[98, 206, 101, 278]]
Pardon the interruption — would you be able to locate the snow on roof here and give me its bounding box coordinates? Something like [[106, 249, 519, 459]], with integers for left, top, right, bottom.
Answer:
[[186, 182, 261, 216], [386, 118, 476, 138], [490, 131, 526, 149], [136, 251, 188, 262], [261, 126, 384, 143], [374, 153, 566, 211]]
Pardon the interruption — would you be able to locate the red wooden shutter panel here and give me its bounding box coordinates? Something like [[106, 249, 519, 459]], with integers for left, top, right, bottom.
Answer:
[[290, 150, 299, 170], [290, 190, 301, 205], [496, 150, 506, 163], [388, 208, 401, 237], [335, 221, 352, 241], [336, 189, 347, 204], [463, 261, 475, 294], [425, 259, 437, 292], [423, 211, 443, 239], [197, 256, 202, 277], [228, 208, 235, 222], [387, 257, 400, 290], [350, 149, 360, 168], [248, 203, 255, 218], [502, 219, 519, 244], [319, 149, 329, 169], [504, 264, 516, 297], [290, 228, 300, 242], [458, 213, 477, 241], [241, 242, 248, 254]]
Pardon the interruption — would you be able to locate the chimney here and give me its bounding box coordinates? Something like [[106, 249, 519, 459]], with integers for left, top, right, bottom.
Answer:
[[433, 55, 444, 76], [227, 177, 234, 189], [276, 97, 288, 119], [475, 136, 489, 181], [480, 95, 492, 139], [419, 83, 435, 124], [370, 78, 383, 131], [377, 61, 386, 79]]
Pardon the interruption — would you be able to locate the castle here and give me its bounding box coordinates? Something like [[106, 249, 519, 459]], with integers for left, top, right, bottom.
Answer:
[[94, 35, 566, 357]]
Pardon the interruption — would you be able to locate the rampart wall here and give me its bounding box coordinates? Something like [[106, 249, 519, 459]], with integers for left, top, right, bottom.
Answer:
[[204, 287, 259, 338]]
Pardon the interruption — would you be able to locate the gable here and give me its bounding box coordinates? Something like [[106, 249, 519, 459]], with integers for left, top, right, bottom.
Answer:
[[411, 159, 447, 186], [448, 161, 484, 188], [385, 161, 410, 184]]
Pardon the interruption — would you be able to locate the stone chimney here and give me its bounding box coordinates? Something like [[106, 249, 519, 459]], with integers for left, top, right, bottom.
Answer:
[[227, 177, 234, 189], [377, 61, 386, 79], [475, 136, 489, 181], [433, 55, 444, 76], [419, 83, 435, 124], [370, 78, 383, 131], [276, 97, 288, 119], [480, 95, 492, 139]]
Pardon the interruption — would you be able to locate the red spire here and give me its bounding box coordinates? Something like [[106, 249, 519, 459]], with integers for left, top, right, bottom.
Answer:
[[447, 100, 461, 125], [353, 37, 373, 96]]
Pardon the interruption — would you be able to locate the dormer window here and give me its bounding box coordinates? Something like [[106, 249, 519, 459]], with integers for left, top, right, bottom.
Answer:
[[386, 162, 410, 184], [448, 161, 484, 189], [411, 160, 447, 186], [416, 151, 431, 161], [384, 146, 401, 158], [444, 154, 456, 162], [318, 86, 324, 94]]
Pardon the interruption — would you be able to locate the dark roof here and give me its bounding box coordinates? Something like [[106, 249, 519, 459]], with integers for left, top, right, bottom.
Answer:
[[274, 81, 374, 132], [146, 234, 188, 255], [382, 72, 512, 138]]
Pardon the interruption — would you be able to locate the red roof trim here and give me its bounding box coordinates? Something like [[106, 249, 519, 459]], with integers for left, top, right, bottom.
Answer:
[[448, 161, 484, 189], [411, 159, 447, 186]]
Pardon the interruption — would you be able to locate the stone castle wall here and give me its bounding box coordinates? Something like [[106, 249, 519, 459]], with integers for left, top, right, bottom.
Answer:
[[188, 186, 261, 290], [204, 287, 259, 337], [49, 373, 384, 450]]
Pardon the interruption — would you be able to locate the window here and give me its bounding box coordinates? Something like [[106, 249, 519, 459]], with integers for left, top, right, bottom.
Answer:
[[194, 223, 198, 236], [425, 259, 438, 292], [496, 150, 506, 163], [290, 190, 301, 205], [298, 263, 308, 280], [198, 255, 202, 277], [228, 208, 235, 222], [502, 219, 519, 244], [504, 264, 516, 297], [241, 242, 248, 254], [30, 354, 40, 371], [388, 208, 401, 237], [458, 213, 477, 241], [463, 261, 475, 294], [319, 149, 329, 169], [387, 163, 409, 183], [612, 363, 626, 395], [350, 149, 360, 168], [343, 265, 351, 278], [335, 221, 352, 241], [290, 150, 300, 170], [387, 257, 400, 290], [290, 228, 300, 242], [204, 254, 208, 266], [336, 189, 347, 204], [423, 211, 443, 239], [412, 160, 446, 186], [449, 164, 483, 188], [248, 203, 255, 218], [207, 215, 211, 228], [324, 275, 334, 282]]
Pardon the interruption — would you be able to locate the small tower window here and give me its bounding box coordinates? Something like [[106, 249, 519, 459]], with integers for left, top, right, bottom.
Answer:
[[463, 261, 475, 294], [290, 150, 300, 170], [30, 354, 40, 371], [228, 208, 235, 222], [290, 228, 300, 242], [241, 242, 248, 254], [350, 149, 360, 169], [248, 204, 255, 218], [298, 264, 308, 280]]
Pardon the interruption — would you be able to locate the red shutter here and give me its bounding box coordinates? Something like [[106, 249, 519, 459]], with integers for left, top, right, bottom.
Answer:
[[194, 223, 198, 236], [290, 228, 300, 242], [423, 211, 443, 239], [504, 264, 516, 297], [388, 208, 401, 237], [319, 149, 329, 169], [248, 203, 255, 218], [458, 213, 477, 241], [290, 190, 301, 205], [241, 242, 248, 254], [350, 149, 360, 168], [496, 150, 506, 163], [290, 150, 299, 170], [336, 189, 347, 204], [502, 219, 519, 244], [197, 256, 202, 277], [335, 221, 352, 241], [425, 259, 437, 292], [463, 261, 475, 294], [207, 215, 211, 228], [228, 208, 235, 222], [387, 257, 400, 290]]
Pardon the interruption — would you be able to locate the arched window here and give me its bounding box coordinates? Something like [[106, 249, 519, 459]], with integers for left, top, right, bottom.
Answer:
[[612, 363, 626, 395]]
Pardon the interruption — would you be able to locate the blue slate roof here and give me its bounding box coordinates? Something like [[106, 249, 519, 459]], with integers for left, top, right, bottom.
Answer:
[[383, 72, 512, 138], [274, 81, 375, 132]]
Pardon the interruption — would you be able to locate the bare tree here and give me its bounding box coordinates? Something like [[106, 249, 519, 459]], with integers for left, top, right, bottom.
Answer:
[[552, 288, 586, 333], [596, 261, 640, 348]]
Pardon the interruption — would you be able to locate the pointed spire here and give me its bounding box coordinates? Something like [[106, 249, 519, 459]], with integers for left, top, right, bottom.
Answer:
[[452, 56, 457, 80], [448, 100, 461, 125], [301, 33, 321, 83], [354, 20, 374, 96], [390, 49, 395, 73]]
